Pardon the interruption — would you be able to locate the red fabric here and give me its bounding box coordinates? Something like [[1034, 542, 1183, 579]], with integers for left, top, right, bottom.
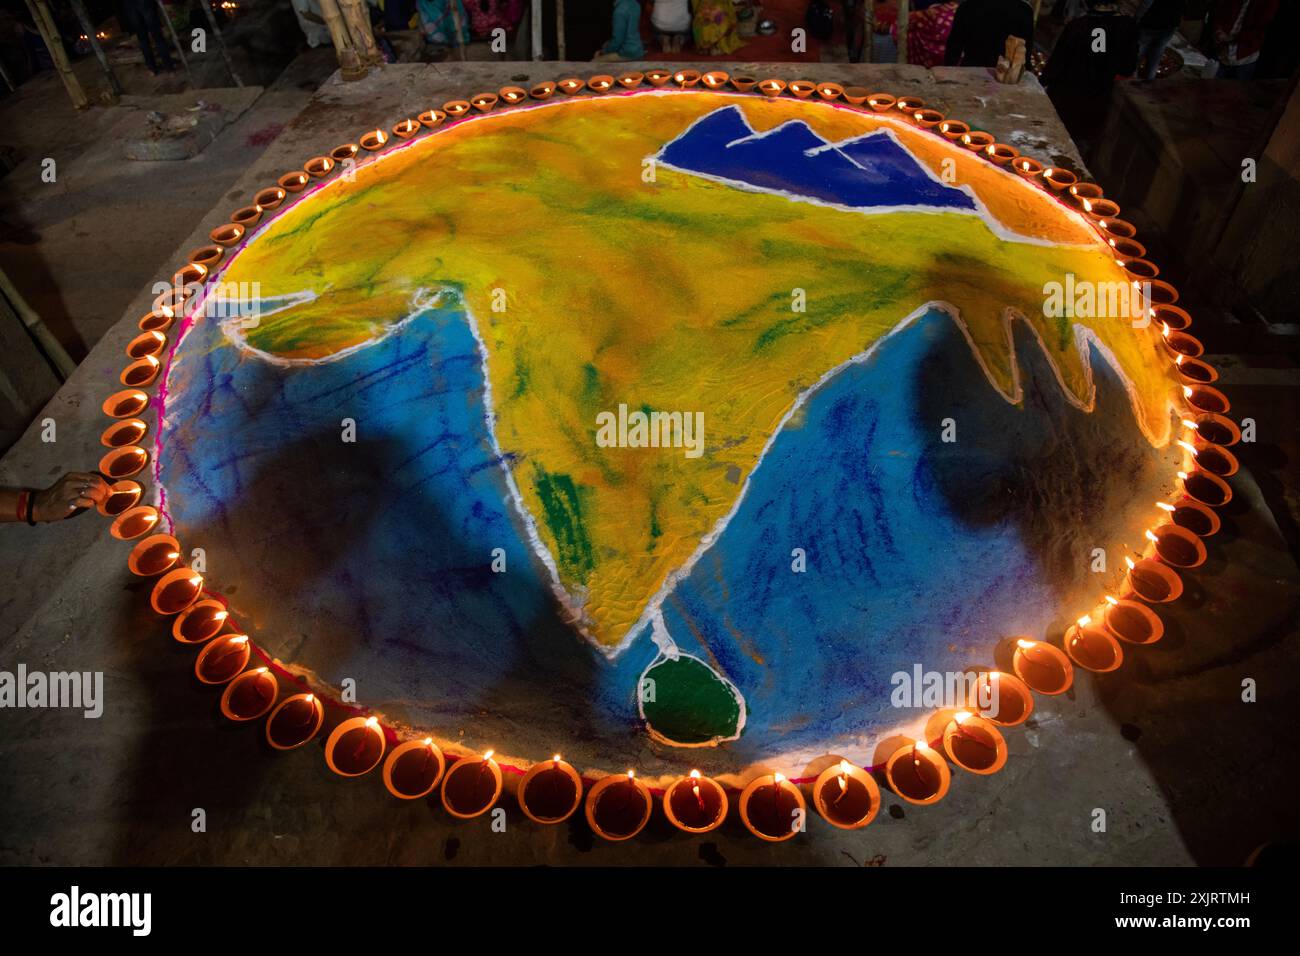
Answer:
[[1211, 0, 1279, 61], [466, 0, 524, 37], [874, 1, 958, 68]]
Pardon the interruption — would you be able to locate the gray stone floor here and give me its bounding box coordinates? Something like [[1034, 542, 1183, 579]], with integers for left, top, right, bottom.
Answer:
[[1, 61, 1297, 866]]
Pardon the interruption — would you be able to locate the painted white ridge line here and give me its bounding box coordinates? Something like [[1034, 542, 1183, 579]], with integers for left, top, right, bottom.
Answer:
[[220, 287, 447, 366], [605, 302, 1176, 661], [635, 624, 749, 747], [650, 102, 1101, 249]]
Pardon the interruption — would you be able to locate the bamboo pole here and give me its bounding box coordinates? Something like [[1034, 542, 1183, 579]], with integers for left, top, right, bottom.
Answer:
[[153, 0, 196, 88], [317, 0, 367, 79], [337, 0, 382, 67], [68, 0, 121, 98], [863, 0, 874, 63], [23, 0, 89, 109], [0, 268, 76, 379], [198, 0, 244, 86], [896, 0, 909, 64], [530, 0, 543, 60]]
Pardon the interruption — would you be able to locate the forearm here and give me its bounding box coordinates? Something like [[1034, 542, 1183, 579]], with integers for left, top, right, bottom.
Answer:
[[1, 487, 33, 523]]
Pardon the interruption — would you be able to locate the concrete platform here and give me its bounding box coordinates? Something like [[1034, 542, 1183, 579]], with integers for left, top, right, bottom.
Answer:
[[1, 62, 1297, 867]]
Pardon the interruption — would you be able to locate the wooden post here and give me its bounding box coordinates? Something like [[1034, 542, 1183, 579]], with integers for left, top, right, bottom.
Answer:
[[448, 0, 467, 61], [198, 0, 245, 86], [896, 0, 909, 65], [153, 0, 197, 88], [531, 0, 543, 60], [338, 0, 382, 66], [556, 0, 566, 61], [68, 0, 121, 98], [23, 0, 89, 109], [317, 0, 367, 79], [863, 0, 874, 63]]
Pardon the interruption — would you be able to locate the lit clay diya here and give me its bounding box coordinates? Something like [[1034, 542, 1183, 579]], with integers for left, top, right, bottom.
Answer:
[[230, 204, 262, 228], [125, 330, 166, 360], [97, 479, 142, 518], [938, 119, 970, 141], [894, 95, 924, 112], [984, 142, 1019, 165], [884, 740, 950, 805], [127, 533, 180, 576], [209, 222, 245, 247], [842, 86, 870, 105], [187, 244, 224, 270], [253, 186, 286, 210], [120, 355, 161, 388], [1119, 257, 1161, 282], [757, 78, 787, 97], [137, 309, 173, 333], [1142, 278, 1180, 306], [1147, 524, 1208, 569], [555, 78, 583, 95], [1183, 383, 1230, 415], [417, 109, 446, 129], [1042, 167, 1078, 191], [1179, 468, 1233, 508], [912, 108, 945, 129], [1122, 556, 1183, 604], [304, 156, 334, 178], [498, 86, 528, 105], [645, 70, 672, 88], [1011, 638, 1073, 694], [942, 711, 1007, 774], [517, 755, 584, 824], [1011, 156, 1044, 180], [585, 771, 653, 841], [110, 504, 158, 540], [960, 130, 995, 152], [470, 92, 499, 111], [1189, 412, 1239, 447], [150, 567, 204, 615], [811, 759, 880, 829], [1186, 440, 1238, 478], [171, 262, 207, 290], [738, 773, 806, 842], [1108, 236, 1147, 261], [325, 715, 387, 777], [173, 599, 229, 644], [277, 170, 310, 193], [702, 71, 730, 91], [330, 143, 359, 164], [1082, 197, 1121, 221], [1098, 217, 1138, 241], [1064, 615, 1124, 673], [1153, 303, 1192, 331], [383, 738, 445, 799], [663, 770, 728, 834], [529, 81, 556, 99], [865, 93, 896, 111], [441, 752, 504, 819], [443, 99, 471, 117], [266, 693, 324, 750], [1102, 596, 1164, 645], [1067, 181, 1104, 207], [391, 117, 421, 139], [966, 670, 1034, 727], [1162, 328, 1204, 358], [617, 72, 644, 89], [816, 82, 844, 101], [673, 69, 702, 88], [586, 76, 614, 94], [359, 128, 388, 150], [731, 75, 759, 93], [100, 445, 150, 481], [194, 634, 250, 685], [219, 667, 278, 722], [102, 388, 149, 419]]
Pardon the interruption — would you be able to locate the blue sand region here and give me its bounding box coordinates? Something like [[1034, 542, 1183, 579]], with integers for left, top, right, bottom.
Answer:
[[160, 298, 1101, 768], [658, 105, 976, 212]]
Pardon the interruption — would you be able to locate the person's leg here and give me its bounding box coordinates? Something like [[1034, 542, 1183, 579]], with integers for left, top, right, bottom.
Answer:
[[127, 0, 159, 72], [141, 1, 175, 71], [1138, 28, 1175, 80]]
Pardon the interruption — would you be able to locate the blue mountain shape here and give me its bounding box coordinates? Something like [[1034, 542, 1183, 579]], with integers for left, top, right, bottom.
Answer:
[[659, 105, 975, 212]]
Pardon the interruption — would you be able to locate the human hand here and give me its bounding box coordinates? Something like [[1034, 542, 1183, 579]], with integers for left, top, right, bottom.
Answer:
[[32, 472, 108, 522]]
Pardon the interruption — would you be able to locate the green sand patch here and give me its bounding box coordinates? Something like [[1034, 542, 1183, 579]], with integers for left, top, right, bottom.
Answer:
[[640, 654, 745, 746]]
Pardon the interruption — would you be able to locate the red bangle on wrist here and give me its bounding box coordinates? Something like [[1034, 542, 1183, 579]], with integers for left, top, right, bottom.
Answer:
[[15, 489, 30, 523]]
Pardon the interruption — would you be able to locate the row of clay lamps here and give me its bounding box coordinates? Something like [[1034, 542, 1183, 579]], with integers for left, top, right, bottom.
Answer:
[[98, 78, 1236, 841]]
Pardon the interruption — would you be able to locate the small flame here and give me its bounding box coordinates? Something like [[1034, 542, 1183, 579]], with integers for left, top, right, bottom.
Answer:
[[1145, 530, 1159, 543], [914, 739, 930, 752], [627, 769, 635, 780], [690, 769, 701, 780], [423, 737, 433, 746], [839, 759, 851, 776], [1176, 354, 1185, 366], [954, 710, 972, 724], [1156, 501, 1176, 512], [231, 635, 248, 645], [1177, 440, 1199, 456], [166, 552, 179, 560], [189, 576, 201, 586], [773, 772, 786, 785], [1182, 419, 1199, 430], [1183, 385, 1194, 398], [365, 716, 379, 729], [1082, 198, 1093, 212], [1161, 322, 1171, 338], [146, 355, 159, 366], [257, 666, 268, 673], [1104, 595, 1118, 606], [1125, 556, 1136, 569], [1177, 471, 1190, 480], [1016, 639, 1036, 649], [214, 610, 228, 620], [305, 694, 314, 703], [482, 750, 494, 761], [1077, 614, 1092, 627]]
